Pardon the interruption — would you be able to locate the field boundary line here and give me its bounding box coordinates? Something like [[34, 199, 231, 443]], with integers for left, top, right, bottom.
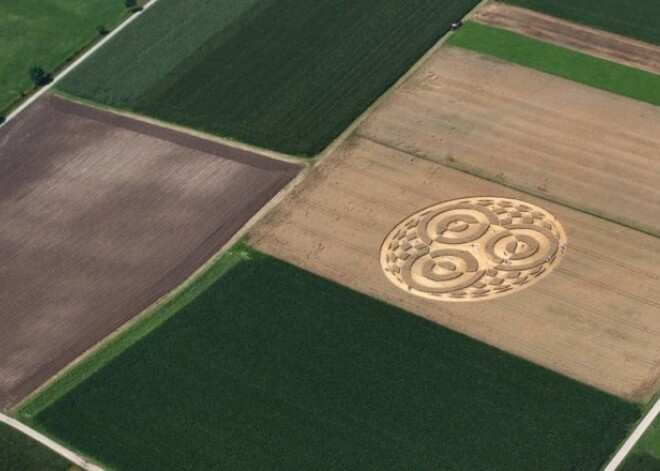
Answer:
[[472, 3, 660, 75], [0, 413, 104, 470], [14, 165, 311, 417], [0, 0, 162, 129], [51, 91, 305, 167], [358, 134, 660, 239], [604, 395, 660, 470], [311, 0, 493, 163]]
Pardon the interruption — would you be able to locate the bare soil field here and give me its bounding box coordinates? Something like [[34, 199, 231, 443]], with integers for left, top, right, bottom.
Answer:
[[473, 3, 660, 75], [0, 96, 300, 409], [251, 136, 660, 401], [358, 46, 660, 236]]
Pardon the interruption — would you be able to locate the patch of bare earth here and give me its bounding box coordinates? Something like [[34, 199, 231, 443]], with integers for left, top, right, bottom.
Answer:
[[0, 96, 301, 409], [473, 3, 660, 75], [359, 46, 660, 236], [251, 136, 660, 401]]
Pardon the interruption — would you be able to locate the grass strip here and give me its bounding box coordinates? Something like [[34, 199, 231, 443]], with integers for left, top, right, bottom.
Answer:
[[448, 22, 660, 106], [17, 241, 253, 419]]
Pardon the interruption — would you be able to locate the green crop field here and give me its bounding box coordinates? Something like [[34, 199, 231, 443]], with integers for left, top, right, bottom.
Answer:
[[58, 0, 481, 156], [0, 0, 129, 115], [503, 0, 660, 45], [19, 248, 638, 470], [621, 414, 660, 471], [448, 22, 660, 106], [0, 422, 77, 471], [56, 0, 264, 111]]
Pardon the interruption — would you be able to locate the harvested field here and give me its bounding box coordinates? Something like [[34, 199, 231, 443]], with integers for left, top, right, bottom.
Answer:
[[0, 96, 300, 410], [474, 3, 660, 75], [359, 46, 660, 236], [447, 22, 660, 106], [24, 253, 638, 471], [503, 0, 660, 45], [251, 136, 660, 401]]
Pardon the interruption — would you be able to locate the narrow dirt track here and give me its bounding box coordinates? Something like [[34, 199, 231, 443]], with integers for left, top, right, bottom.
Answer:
[[0, 96, 301, 410], [473, 3, 660, 75], [0, 413, 101, 470]]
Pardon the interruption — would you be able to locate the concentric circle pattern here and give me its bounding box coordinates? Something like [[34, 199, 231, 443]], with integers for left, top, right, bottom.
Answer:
[[380, 197, 567, 301]]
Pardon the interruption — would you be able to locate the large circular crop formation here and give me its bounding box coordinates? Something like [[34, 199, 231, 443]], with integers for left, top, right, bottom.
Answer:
[[380, 197, 567, 301]]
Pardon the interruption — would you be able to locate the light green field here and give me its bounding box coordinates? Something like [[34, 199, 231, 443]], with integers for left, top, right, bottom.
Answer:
[[448, 22, 660, 106], [56, 0, 263, 111], [0, 0, 128, 114]]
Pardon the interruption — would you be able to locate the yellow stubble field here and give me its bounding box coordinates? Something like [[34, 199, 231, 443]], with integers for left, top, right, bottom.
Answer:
[[250, 44, 660, 401]]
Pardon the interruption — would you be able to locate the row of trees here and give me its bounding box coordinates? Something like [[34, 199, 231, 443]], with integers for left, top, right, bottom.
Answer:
[[28, 67, 53, 87], [97, 1, 141, 36]]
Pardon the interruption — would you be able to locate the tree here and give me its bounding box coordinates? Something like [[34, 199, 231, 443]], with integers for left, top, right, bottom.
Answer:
[[125, 0, 137, 7], [28, 67, 52, 87], [97, 24, 109, 35]]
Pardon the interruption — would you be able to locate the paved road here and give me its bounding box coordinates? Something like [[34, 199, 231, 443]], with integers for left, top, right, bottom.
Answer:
[[604, 396, 660, 470], [0, 413, 104, 470]]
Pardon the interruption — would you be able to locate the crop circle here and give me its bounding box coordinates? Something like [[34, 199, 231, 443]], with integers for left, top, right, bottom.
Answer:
[[380, 197, 567, 301]]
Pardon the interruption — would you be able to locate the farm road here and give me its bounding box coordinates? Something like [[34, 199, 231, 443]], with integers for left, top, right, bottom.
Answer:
[[0, 413, 102, 470], [604, 396, 660, 470]]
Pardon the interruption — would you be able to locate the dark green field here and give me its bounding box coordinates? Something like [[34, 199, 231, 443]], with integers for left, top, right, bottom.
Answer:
[[0, 422, 76, 471], [56, 0, 263, 110], [504, 0, 660, 45], [21, 250, 638, 470], [58, 0, 480, 156], [448, 22, 660, 106], [0, 0, 129, 114]]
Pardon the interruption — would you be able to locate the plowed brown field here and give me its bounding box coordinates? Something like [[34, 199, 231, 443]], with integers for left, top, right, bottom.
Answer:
[[358, 47, 660, 236], [0, 96, 300, 409], [473, 3, 660, 75], [251, 136, 660, 401]]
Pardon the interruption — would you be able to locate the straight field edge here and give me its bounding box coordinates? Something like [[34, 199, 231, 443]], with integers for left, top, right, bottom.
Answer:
[[16, 242, 646, 471], [313, 0, 495, 163], [50, 90, 307, 167], [446, 22, 660, 106], [14, 166, 310, 420]]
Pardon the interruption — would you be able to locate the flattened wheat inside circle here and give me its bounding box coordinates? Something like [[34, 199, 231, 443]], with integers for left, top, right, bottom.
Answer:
[[380, 197, 567, 301]]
